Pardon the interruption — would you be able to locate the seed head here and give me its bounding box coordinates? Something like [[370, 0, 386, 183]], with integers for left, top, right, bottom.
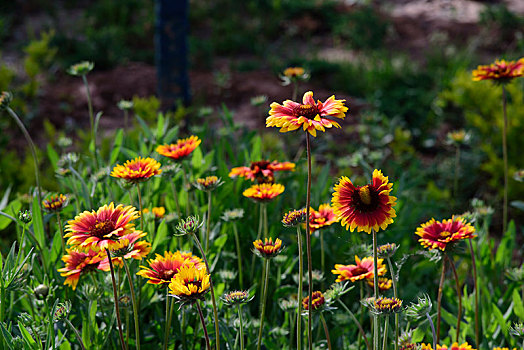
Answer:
[[19, 210, 32, 224], [67, 61, 94, 76]]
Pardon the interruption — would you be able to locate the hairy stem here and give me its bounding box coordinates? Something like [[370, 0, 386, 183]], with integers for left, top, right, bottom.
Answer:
[[426, 312, 437, 350], [238, 304, 245, 350], [436, 258, 447, 342], [124, 261, 140, 350], [205, 191, 212, 253], [501, 85, 508, 234], [382, 316, 389, 350], [446, 255, 462, 342], [105, 249, 127, 350], [372, 229, 379, 350], [196, 301, 212, 350], [233, 223, 243, 289], [65, 318, 87, 350], [257, 259, 271, 350], [297, 226, 304, 350], [320, 313, 332, 350], [387, 257, 399, 350], [305, 133, 313, 350], [337, 299, 371, 350]]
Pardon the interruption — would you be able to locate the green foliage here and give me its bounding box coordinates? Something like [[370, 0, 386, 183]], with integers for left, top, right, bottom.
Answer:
[[437, 70, 524, 200]]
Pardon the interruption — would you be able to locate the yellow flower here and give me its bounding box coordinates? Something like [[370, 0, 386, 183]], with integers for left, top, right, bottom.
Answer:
[[110, 157, 162, 184], [243, 183, 284, 202], [156, 136, 201, 161], [168, 265, 211, 305]]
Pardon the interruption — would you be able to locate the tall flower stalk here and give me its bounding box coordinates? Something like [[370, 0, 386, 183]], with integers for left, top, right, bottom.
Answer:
[[177, 216, 220, 350], [436, 259, 447, 341], [196, 301, 212, 350], [472, 57, 524, 233], [221, 291, 253, 350], [123, 260, 140, 350], [446, 255, 462, 342], [106, 248, 127, 350], [372, 229, 380, 349], [257, 258, 271, 350], [468, 239, 479, 346], [2, 94, 42, 211], [305, 133, 314, 349]]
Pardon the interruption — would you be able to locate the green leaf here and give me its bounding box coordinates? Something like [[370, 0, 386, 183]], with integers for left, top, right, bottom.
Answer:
[[49, 229, 62, 263], [191, 147, 204, 170], [110, 129, 124, 164], [0, 185, 12, 210], [163, 125, 179, 144], [412, 326, 426, 343], [18, 323, 38, 349], [47, 143, 59, 170], [213, 235, 227, 250], [491, 302, 508, 337], [155, 112, 166, 141], [0, 199, 21, 230], [251, 135, 262, 161], [0, 322, 15, 350], [512, 289, 524, 320], [152, 220, 168, 252], [31, 195, 45, 249], [136, 115, 154, 142]]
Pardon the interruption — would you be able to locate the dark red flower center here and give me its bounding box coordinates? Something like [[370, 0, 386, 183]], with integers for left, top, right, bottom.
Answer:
[[91, 220, 116, 238], [352, 267, 370, 276], [293, 104, 319, 119], [352, 185, 380, 212], [162, 269, 176, 281]]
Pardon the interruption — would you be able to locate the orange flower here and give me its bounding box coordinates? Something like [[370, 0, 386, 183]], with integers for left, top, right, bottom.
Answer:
[[98, 230, 151, 271], [229, 160, 295, 183], [156, 135, 201, 161], [266, 91, 348, 137], [472, 58, 524, 83], [110, 157, 162, 184], [58, 249, 104, 290], [302, 291, 325, 311], [373, 297, 403, 314], [283, 67, 305, 78], [243, 183, 284, 202], [64, 203, 139, 251], [416, 216, 476, 251], [366, 277, 392, 292], [332, 169, 397, 234], [332, 255, 387, 283], [137, 251, 203, 285], [142, 207, 166, 219], [253, 237, 284, 258], [42, 194, 68, 212], [420, 342, 476, 350], [309, 203, 339, 232], [194, 176, 223, 191]]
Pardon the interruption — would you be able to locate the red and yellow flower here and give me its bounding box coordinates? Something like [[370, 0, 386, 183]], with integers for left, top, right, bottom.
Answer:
[[266, 91, 348, 137], [367, 277, 392, 292], [332, 255, 387, 283], [420, 342, 476, 350], [110, 157, 162, 183], [243, 183, 284, 202], [472, 58, 524, 83], [58, 249, 104, 290], [283, 67, 305, 78], [309, 203, 339, 232], [137, 251, 203, 285], [64, 203, 139, 251], [302, 291, 326, 311], [168, 265, 211, 304], [373, 297, 403, 314], [42, 194, 68, 212], [98, 230, 151, 270], [253, 237, 284, 258], [229, 160, 295, 183], [332, 169, 397, 234], [156, 135, 201, 161], [415, 216, 476, 251]]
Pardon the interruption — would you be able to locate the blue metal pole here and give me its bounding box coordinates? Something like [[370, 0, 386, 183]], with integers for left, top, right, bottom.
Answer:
[[155, 0, 190, 107]]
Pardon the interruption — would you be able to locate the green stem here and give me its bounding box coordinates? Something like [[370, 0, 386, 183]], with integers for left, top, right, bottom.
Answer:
[[426, 312, 437, 350], [436, 258, 447, 342], [181, 309, 187, 350], [263, 203, 268, 238], [372, 229, 379, 350], [106, 248, 127, 350], [337, 299, 370, 350], [182, 162, 192, 216], [57, 212, 66, 257], [124, 261, 140, 350], [250, 203, 264, 281], [320, 230, 325, 290], [256, 259, 270, 350], [382, 316, 389, 350], [65, 318, 87, 350], [305, 133, 313, 350], [320, 313, 332, 350], [196, 301, 212, 350], [233, 223, 243, 289], [205, 191, 212, 253], [446, 255, 462, 342], [468, 239, 479, 347], [136, 183, 144, 231], [386, 257, 398, 350], [501, 85, 508, 234], [164, 288, 170, 350], [15, 224, 27, 268], [237, 305, 245, 350], [191, 233, 220, 350], [359, 282, 364, 350], [297, 226, 304, 350], [6, 107, 42, 211]]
